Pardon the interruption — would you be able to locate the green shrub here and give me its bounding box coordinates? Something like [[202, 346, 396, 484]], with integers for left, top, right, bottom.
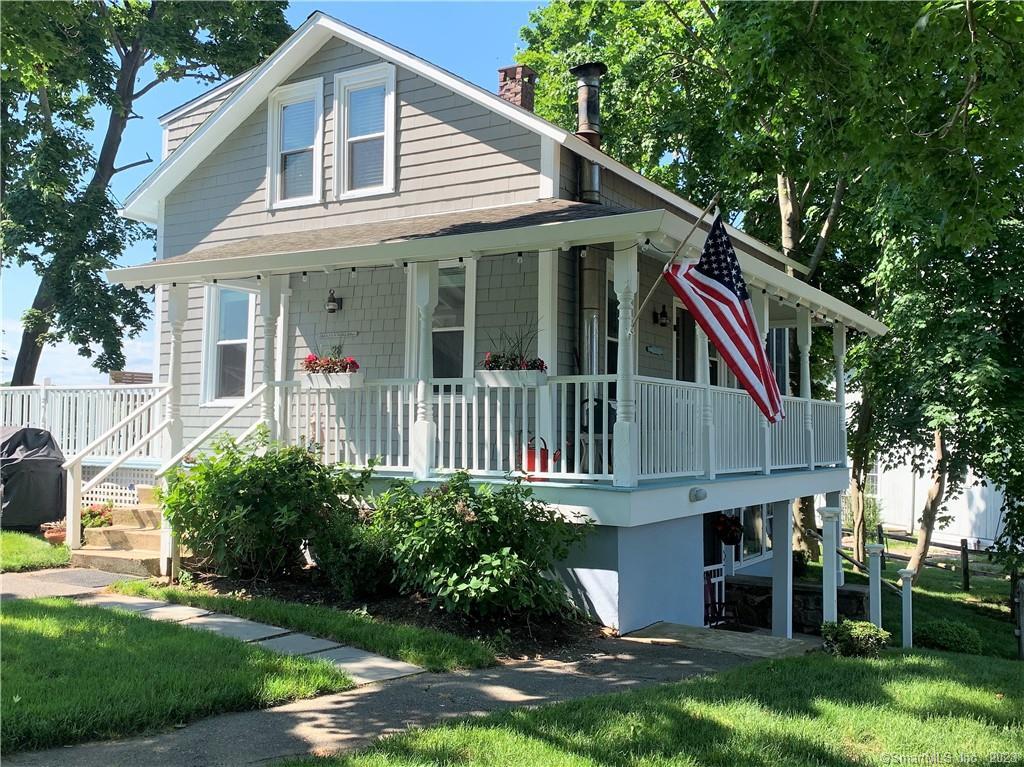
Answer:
[[822, 619, 891, 657], [373, 472, 591, 620], [914, 619, 983, 655], [162, 430, 368, 581]]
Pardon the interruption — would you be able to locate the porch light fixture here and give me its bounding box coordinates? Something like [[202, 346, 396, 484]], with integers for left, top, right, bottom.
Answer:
[[653, 304, 669, 327], [325, 289, 341, 314]]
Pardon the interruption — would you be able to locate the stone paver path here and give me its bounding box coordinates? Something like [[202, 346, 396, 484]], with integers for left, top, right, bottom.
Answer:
[[72, 591, 425, 689], [8, 638, 752, 767], [624, 621, 820, 658], [1, 567, 131, 600]]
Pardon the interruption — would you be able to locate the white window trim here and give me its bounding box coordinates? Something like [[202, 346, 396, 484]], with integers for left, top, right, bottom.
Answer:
[[266, 77, 324, 210], [430, 259, 477, 379], [733, 504, 774, 568], [333, 62, 397, 201], [200, 284, 257, 407]]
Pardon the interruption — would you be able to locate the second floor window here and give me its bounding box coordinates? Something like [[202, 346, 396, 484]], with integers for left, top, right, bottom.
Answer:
[[268, 78, 323, 208], [335, 63, 396, 198]]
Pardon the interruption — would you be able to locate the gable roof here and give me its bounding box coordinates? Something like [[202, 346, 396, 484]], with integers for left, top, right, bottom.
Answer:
[[121, 11, 803, 275]]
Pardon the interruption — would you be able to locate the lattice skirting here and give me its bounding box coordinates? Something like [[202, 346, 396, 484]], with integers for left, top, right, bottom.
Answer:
[[81, 465, 158, 507]]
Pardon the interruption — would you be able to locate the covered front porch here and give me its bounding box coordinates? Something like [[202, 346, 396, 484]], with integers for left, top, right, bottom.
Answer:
[[104, 199, 882, 491]]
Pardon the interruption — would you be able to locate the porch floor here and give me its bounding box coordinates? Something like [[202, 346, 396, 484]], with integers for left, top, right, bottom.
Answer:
[[622, 622, 820, 659]]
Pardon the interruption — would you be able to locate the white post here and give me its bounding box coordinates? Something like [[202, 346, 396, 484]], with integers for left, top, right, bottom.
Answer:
[[66, 462, 82, 550], [826, 489, 845, 587], [411, 262, 439, 480], [259, 274, 281, 440], [696, 328, 716, 480], [723, 539, 736, 577], [833, 322, 847, 467], [797, 307, 814, 470], [771, 498, 794, 638], [537, 249, 558, 455], [898, 567, 915, 648], [163, 282, 188, 578], [613, 241, 638, 488], [866, 543, 884, 628], [276, 286, 292, 441], [752, 291, 772, 475], [39, 379, 49, 431], [820, 506, 840, 623]]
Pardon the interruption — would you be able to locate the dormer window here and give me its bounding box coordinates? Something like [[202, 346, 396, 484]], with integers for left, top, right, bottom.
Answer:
[[267, 78, 323, 209], [335, 63, 396, 199]]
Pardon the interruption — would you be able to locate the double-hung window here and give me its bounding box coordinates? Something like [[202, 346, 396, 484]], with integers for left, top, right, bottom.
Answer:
[[267, 78, 323, 208], [203, 286, 255, 403], [335, 63, 396, 198], [432, 266, 470, 379]]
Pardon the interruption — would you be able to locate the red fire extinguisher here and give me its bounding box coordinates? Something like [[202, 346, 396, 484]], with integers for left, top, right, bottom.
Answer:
[[524, 437, 561, 481]]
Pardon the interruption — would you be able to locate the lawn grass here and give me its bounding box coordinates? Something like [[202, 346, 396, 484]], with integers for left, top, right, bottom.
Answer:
[[0, 531, 70, 572], [802, 560, 1016, 659], [110, 579, 496, 672], [0, 598, 352, 752], [282, 650, 1024, 767]]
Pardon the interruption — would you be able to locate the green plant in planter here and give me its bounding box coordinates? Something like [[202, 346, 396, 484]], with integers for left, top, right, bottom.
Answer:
[[81, 501, 114, 528], [373, 472, 591, 620], [161, 429, 370, 582]]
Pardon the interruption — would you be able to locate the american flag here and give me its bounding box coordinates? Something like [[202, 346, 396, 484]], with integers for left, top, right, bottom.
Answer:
[[664, 214, 785, 423]]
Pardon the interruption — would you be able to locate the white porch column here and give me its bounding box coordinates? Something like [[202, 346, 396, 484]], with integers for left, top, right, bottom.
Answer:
[[866, 543, 884, 628], [797, 306, 814, 469], [898, 568, 915, 648], [820, 506, 840, 623], [537, 249, 558, 453], [833, 322, 847, 467], [827, 488, 845, 586], [276, 286, 292, 442], [411, 262, 439, 480], [696, 328, 716, 479], [259, 273, 282, 440], [613, 241, 638, 488], [752, 291, 772, 475], [771, 498, 794, 638], [162, 282, 188, 576]]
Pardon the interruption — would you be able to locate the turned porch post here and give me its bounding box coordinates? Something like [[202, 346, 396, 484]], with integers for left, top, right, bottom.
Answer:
[[411, 262, 439, 480], [797, 306, 814, 470], [613, 241, 639, 487], [833, 322, 847, 468], [162, 282, 188, 577], [537, 249, 558, 453], [696, 328, 716, 480], [751, 290, 772, 475], [259, 273, 282, 440]]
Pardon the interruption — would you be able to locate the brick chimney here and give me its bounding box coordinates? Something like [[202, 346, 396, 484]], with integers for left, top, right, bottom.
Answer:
[[497, 64, 537, 112]]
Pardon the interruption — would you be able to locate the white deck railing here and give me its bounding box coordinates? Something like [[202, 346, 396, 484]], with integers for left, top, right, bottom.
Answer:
[[0, 384, 164, 459], [279, 374, 845, 483]]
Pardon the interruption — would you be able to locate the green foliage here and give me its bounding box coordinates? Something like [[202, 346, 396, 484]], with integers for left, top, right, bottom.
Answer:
[[822, 620, 891, 658], [162, 430, 368, 581], [0, 1, 290, 381], [81, 501, 113, 528], [373, 472, 591, 620], [914, 619, 983, 655], [842, 495, 881, 534]]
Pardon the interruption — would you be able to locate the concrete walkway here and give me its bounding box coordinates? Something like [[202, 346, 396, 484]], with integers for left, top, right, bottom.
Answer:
[[7, 638, 751, 767], [73, 591, 424, 687], [624, 621, 820, 658], [1, 567, 129, 599]]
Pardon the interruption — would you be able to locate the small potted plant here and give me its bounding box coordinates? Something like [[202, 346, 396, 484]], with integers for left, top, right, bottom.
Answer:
[[711, 511, 743, 546], [302, 345, 363, 389], [475, 328, 548, 388], [82, 501, 114, 528], [40, 520, 67, 546]]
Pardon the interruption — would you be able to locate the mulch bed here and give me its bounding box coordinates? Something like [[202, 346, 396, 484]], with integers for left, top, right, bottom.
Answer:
[[183, 566, 608, 661]]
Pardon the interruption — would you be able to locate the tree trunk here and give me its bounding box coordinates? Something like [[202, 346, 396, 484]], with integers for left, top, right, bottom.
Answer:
[[791, 496, 820, 560], [9, 40, 145, 385], [849, 473, 867, 563], [908, 429, 948, 584], [848, 397, 874, 564]]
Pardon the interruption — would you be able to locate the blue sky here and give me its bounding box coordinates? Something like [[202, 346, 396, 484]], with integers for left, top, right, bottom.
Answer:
[[1, 1, 540, 384]]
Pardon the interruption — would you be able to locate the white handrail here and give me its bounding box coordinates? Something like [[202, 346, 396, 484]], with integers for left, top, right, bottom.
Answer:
[[83, 419, 172, 493], [62, 386, 173, 470], [157, 384, 267, 478]]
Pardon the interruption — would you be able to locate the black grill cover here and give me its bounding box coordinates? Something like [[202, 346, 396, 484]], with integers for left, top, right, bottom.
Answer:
[[0, 427, 66, 530]]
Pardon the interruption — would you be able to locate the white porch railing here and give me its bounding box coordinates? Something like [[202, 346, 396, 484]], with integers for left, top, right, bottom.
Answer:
[[704, 563, 727, 627], [0, 384, 164, 459]]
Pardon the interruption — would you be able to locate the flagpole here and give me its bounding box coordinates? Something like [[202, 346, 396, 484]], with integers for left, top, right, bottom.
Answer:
[[629, 192, 720, 336]]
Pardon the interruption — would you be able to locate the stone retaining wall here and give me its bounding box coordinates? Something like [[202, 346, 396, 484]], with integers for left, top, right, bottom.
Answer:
[[726, 574, 869, 635]]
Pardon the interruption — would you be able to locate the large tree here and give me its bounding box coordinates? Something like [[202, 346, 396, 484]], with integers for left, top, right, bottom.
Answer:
[[1, 0, 290, 384], [518, 1, 1024, 571]]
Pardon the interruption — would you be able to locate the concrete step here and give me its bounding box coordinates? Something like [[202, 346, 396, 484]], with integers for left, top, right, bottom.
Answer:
[[135, 485, 157, 505], [109, 506, 161, 528], [70, 547, 162, 577], [83, 525, 162, 551]]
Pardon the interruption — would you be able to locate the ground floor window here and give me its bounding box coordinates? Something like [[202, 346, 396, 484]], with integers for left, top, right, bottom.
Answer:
[[725, 504, 774, 565], [202, 285, 255, 403]]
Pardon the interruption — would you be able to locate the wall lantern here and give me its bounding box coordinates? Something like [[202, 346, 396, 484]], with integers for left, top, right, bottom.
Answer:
[[325, 289, 341, 314], [652, 304, 669, 327]]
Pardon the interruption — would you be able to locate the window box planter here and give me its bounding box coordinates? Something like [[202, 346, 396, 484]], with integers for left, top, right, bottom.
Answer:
[[302, 372, 365, 390], [474, 370, 547, 388]]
